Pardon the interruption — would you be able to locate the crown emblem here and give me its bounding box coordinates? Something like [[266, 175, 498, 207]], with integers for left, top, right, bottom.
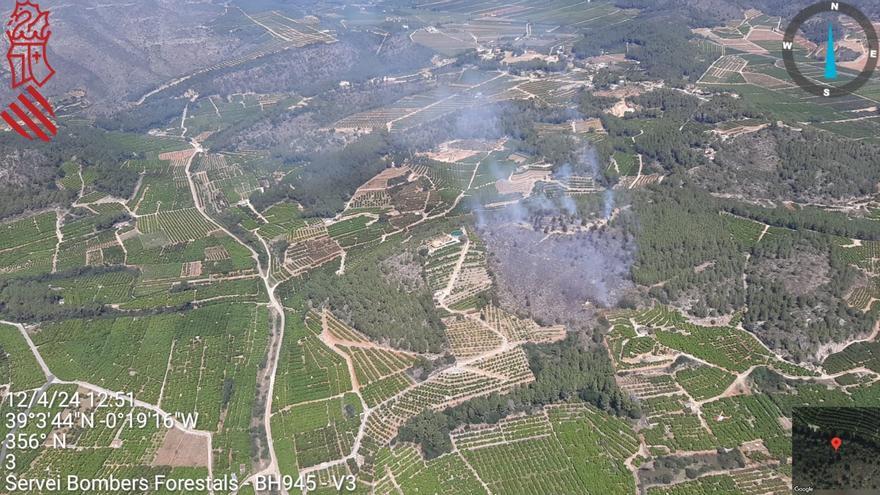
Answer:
[[6, 1, 51, 44], [5, 0, 54, 88]]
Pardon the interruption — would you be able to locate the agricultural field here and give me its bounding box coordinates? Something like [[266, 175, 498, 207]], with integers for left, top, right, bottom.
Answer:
[[647, 475, 737, 494], [407, 0, 635, 30], [611, 307, 772, 373], [272, 311, 353, 410], [455, 405, 638, 495], [721, 212, 767, 247], [0, 212, 57, 277], [655, 323, 771, 373], [374, 444, 485, 494], [282, 235, 343, 278], [605, 304, 822, 484], [374, 406, 637, 495], [137, 208, 216, 245], [699, 55, 748, 84], [0, 323, 46, 392], [703, 395, 787, 455], [259, 203, 307, 240], [333, 70, 576, 134], [9, 305, 266, 479], [443, 315, 503, 358], [192, 153, 263, 210], [327, 214, 389, 248], [674, 365, 736, 401], [443, 235, 493, 309], [266, 267, 579, 487], [696, 44, 880, 141], [185, 94, 300, 139], [271, 393, 362, 472], [248, 11, 337, 47], [481, 304, 566, 344], [48, 269, 138, 306], [824, 341, 880, 374]]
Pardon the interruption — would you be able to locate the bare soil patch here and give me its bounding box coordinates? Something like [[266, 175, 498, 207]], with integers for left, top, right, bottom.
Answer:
[[181, 261, 203, 278], [746, 28, 782, 42], [357, 166, 410, 192], [495, 170, 550, 196], [423, 148, 480, 163], [742, 72, 792, 89], [151, 428, 209, 468]]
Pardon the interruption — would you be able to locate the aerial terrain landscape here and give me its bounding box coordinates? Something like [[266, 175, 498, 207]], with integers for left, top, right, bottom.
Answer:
[[1, 0, 880, 493]]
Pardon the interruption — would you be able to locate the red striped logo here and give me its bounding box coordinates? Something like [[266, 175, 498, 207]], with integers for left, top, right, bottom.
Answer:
[[1, 85, 56, 142]]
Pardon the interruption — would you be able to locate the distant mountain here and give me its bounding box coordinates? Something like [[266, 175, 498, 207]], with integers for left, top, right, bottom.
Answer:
[[0, 1, 257, 113]]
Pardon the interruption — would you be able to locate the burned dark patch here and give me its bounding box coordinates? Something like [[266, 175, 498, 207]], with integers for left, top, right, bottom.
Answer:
[[477, 205, 634, 327], [379, 250, 427, 293], [752, 248, 830, 298]]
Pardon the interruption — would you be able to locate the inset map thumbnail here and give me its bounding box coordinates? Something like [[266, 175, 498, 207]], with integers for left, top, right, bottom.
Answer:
[[792, 407, 880, 493]]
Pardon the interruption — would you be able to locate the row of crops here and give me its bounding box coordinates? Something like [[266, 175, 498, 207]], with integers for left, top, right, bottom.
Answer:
[[138, 208, 215, 244], [0, 211, 57, 277], [272, 312, 352, 410], [0, 323, 46, 392], [370, 403, 638, 495], [272, 393, 362, 473]]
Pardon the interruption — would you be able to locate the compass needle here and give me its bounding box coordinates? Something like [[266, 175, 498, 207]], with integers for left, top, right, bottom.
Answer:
[[825, 22, 837, 80]]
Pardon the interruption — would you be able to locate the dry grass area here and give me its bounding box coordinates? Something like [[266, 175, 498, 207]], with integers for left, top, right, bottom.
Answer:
[[249, 11, 337, 47], [838, 38, 873, 72], [616, 174, 663, 189], [356, 166, 411, 192], [450, 139, 506, 152], [151, 428, 209, 468], [693, 28, 768, 54], [714, 122, 770, 140], [495, 170, 550, 196], [608, 99, 636, 117], [585, 53, 627, 65], [502, 51, 559, 64], [193, 131, 213, 142], [742, 72, 792, 89], [746, 28, 782, 42], [181, 261, 203, 278], [572, 118, 605, 134], [422, 148, 481, 163], [158, 149, 196, 165], [419, 139, 504, 163], [595, 84, 645, 99]]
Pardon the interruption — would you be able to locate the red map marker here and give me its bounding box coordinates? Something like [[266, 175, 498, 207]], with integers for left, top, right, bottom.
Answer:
[[831, 436, 842, 452]]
